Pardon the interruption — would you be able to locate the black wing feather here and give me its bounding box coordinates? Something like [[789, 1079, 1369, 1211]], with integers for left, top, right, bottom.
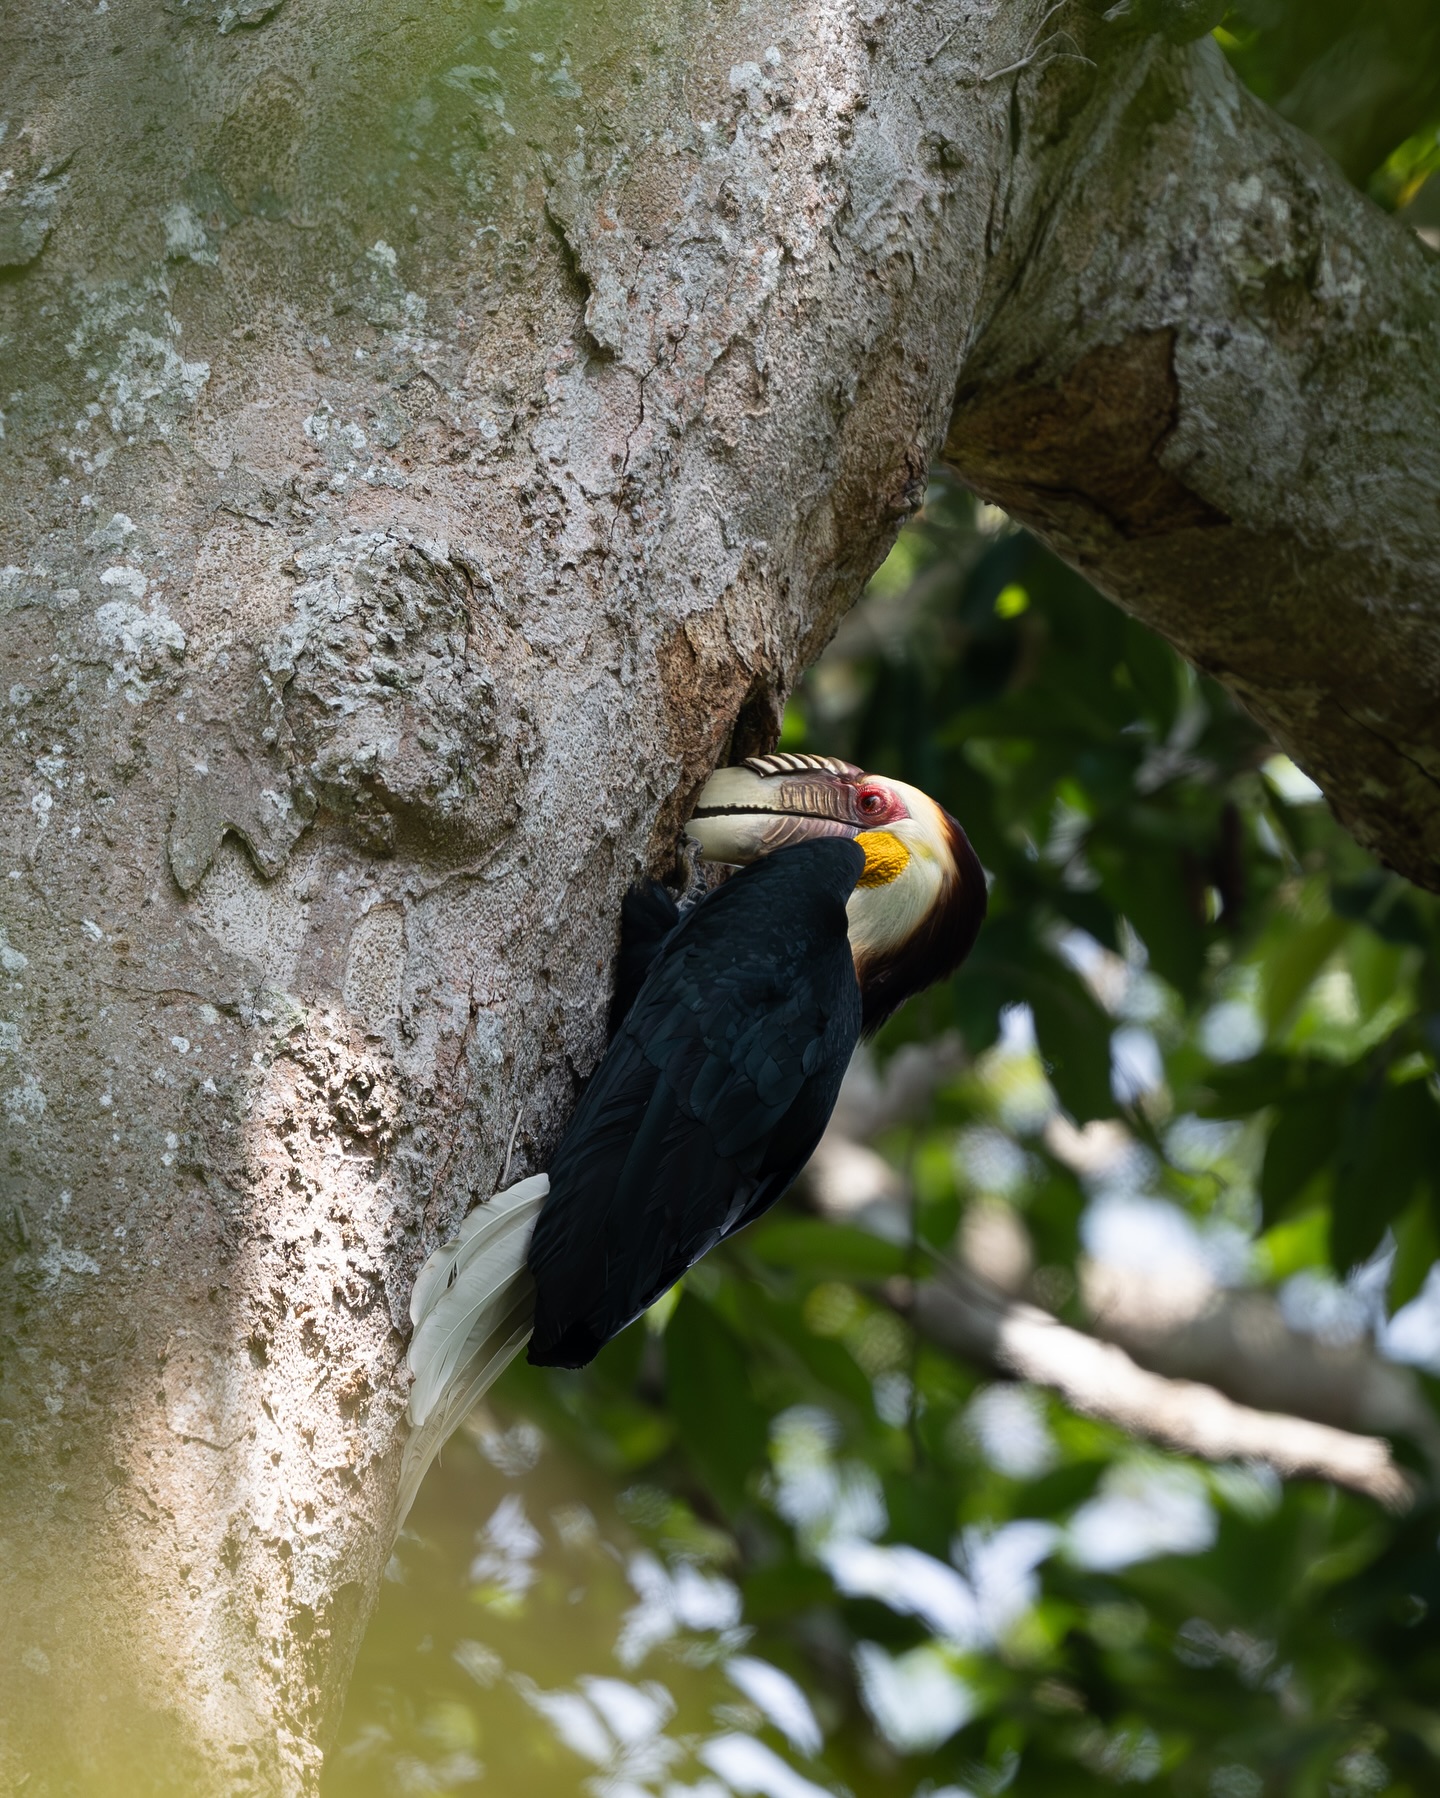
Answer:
[[609, 881, 682, 1033], [528, 838, 865, 1367]]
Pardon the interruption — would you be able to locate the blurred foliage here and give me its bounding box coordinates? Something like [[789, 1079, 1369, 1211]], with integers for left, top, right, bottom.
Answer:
[[327, 10, 1440, 1798], [799, 482, 1440, 1300], [1217, 1, 1440, 199]]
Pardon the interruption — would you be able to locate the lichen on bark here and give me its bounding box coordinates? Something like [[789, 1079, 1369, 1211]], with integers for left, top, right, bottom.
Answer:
[[0, 0, 1027, 1787]]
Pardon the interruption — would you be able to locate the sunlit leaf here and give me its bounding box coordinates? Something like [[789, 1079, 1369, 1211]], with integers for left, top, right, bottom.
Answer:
[[1262, 912, 1350, 1035]]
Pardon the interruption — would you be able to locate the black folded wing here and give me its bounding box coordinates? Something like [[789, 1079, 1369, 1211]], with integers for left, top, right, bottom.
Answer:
[[527, 837, 865, 1367], [608, 880, 681, 1033]]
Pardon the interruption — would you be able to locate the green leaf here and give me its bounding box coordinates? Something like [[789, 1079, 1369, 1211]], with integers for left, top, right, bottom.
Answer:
[[1260, 1092, 1344, 1226], [1024, 963, 1115, 1125], [1389, 1196, 1440, 1313], [1330, 1077, 1440, 1273], [1259, 1207, 1331, 1281], [1345, 927, 1409, 1023], [1121, 616, 1183, 736], [745, 1285, 879, 1418], [1084, 799, 1216, 996], [1197, 1052, 1297, 1117], [1331, 874, 1433, 950], [1261, 912, 1349, 1034], [746, 1218, 910, 1281], [741, 1562, 837, 1621], [665, 1292, 769, 1513]]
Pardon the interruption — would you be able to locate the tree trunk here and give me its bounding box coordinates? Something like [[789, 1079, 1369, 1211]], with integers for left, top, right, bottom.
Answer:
[[0, 0, 1029, 1788], [1, 1, 1435, 1790]]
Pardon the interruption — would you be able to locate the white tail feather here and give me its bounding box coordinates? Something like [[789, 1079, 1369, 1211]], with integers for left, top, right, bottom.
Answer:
[[394, 1172, 549, 1529]]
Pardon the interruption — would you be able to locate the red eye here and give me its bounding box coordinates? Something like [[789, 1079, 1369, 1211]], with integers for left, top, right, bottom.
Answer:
[[858, 788, 888, 818]]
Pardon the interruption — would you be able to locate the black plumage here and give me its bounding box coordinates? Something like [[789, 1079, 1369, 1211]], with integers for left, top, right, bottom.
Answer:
[[607, 879, 681, 1033], [527, 838, 865, 1368]]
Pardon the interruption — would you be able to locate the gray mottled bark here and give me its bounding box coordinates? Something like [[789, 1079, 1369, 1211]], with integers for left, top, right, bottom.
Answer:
[[944, 27, 1440, 891], [1, 1, 1435, 1790], [0, 0, 1025, 1789]]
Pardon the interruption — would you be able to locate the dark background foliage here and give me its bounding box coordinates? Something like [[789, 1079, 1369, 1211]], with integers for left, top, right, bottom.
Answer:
[[326, 12, 1440, 1796]]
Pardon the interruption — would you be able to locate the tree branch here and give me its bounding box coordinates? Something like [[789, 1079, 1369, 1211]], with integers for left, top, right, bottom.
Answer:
[[807, 1048, 1433, 1509], [901, 1264, 1417, 1511], [1079, 1258, 1440, 1474], [945, 31, 1440, 891]]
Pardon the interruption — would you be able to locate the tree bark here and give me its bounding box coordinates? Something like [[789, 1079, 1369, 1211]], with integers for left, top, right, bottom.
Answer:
[[0, 0, 1036, 1789], [2, 2, 1436, 1790], [944, 28, 1440, 891]]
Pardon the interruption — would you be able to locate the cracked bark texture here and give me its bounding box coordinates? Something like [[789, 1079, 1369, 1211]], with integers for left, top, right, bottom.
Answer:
[[1, 1, 1436, 1791], [0, 0, 1027, 1790]]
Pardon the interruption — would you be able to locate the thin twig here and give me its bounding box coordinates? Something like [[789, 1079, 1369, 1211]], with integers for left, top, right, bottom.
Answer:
[[926, 23, 958, 64], [987, 0, 1069, 70], [980, 47, 1094, 84], [974, 2, 1094, 84], [498, 1103, 525, 1191]]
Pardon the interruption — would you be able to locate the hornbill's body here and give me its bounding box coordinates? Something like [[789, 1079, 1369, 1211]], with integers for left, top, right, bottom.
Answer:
[[528, 838, 863, 1367], [399, 755, 984, 1516]]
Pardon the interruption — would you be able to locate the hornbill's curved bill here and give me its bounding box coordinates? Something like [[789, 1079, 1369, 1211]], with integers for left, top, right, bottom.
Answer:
[[399, 755, 985, 1517]]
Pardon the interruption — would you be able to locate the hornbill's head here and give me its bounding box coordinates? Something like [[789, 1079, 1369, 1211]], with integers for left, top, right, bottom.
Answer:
[[686, 752, 987, 1033]]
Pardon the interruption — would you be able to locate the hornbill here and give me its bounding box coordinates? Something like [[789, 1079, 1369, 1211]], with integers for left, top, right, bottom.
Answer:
[[399, 755, 985, 1516]]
